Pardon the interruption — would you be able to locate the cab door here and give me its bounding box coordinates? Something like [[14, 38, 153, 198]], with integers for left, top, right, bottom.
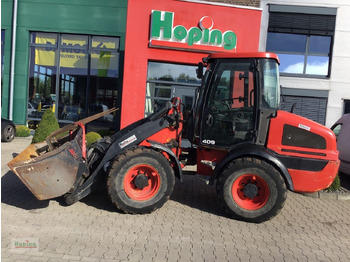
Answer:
[[200, 59, 257, 148]]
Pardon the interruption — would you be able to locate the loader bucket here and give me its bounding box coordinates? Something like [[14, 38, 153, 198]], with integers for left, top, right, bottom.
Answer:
[[8, 138, 84, 200], [8, 108, 118, 201]]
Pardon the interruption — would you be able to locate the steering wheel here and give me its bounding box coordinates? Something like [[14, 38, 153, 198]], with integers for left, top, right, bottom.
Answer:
[[212, 99, 231, 113]]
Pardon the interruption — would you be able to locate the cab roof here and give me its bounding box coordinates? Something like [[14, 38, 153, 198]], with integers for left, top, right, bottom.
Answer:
[[205, 52, 280, 64]]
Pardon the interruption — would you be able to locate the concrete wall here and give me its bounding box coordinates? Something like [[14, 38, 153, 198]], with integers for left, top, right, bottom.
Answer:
[[259, 0, 350, 127]]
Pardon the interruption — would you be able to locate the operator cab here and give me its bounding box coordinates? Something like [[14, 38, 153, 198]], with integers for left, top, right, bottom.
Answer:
[[190, 52, 280, 149]]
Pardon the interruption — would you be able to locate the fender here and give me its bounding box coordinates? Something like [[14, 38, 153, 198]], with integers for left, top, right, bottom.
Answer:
[[209, 144, 294, 191], [148, 140, 183, 183]]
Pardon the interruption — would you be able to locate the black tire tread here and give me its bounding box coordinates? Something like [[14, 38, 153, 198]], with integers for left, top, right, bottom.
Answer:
[[107, 147, 175, 214], [217, 157, 287, 223]]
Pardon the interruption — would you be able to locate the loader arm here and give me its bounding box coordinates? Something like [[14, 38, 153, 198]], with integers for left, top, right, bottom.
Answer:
[[9, 98, 182, 204], [65, 100, 181, 204]]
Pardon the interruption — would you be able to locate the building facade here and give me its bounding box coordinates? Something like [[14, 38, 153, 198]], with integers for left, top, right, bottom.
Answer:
[[1, 0, 262, 131], [259, 0, 350, 127], [1, 0, 127, 131], [4, 0, 347, 130], [121, 0, 262, 128]]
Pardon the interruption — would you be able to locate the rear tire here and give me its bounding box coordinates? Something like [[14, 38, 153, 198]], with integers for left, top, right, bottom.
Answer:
[[107, 147, 175, 214], [217, 157, 287, 223]]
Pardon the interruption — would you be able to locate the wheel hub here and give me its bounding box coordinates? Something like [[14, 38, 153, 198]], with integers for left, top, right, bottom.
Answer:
[[243, 183, 258, 199], [231, 174, 270, 211], [124, 164, 161, 201], [133, 173, 149, 190]]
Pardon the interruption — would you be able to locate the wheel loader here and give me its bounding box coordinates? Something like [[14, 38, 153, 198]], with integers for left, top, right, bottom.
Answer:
[[8, 52, 339, 223]]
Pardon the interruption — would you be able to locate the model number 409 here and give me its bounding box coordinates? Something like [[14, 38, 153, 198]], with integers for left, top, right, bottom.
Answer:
[[202, 139, 216, 145]]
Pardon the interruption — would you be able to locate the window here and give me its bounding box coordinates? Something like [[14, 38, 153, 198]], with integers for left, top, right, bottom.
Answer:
[[261, 59, 280, 109], [145, 62, 200, 117], [28, 32, 120, 130], [332, 124, 342, 140], [344, 100, 350, 114], [266, 6, 336, 77]]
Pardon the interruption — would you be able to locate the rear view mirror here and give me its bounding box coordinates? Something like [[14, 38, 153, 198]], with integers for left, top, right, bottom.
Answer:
[[196, 62, 204, 79]]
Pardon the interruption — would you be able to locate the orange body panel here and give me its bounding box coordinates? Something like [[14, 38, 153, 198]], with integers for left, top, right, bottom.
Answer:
[[196, 148, 228, 176], [139, 125, 181, 158], [140, 101, 183, 158], [267, 111, 338, 161], [267, 110, 339, 192], [289, 160, 339, 192]]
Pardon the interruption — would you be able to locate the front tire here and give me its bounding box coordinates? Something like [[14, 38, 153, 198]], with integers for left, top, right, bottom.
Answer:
[[107, 147, 175, 214], [217, 157, 287, 223]]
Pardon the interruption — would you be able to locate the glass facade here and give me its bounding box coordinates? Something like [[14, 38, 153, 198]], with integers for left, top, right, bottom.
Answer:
[[28, 32, 120, 129], [145, 62, 200, 117]]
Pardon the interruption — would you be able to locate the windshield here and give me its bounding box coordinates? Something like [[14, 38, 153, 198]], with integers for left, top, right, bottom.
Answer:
[[260, 59, 280, 109]]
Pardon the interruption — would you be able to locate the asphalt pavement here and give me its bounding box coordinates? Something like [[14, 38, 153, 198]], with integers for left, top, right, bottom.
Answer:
[[2, 136, 350, 261]]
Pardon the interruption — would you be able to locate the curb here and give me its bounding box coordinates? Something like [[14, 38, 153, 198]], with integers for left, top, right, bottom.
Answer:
[[301, 188, 350, 200], [14, 136, 33, 139]]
